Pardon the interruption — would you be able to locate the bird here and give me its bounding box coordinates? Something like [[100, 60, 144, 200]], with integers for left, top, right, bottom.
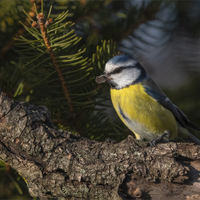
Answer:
[[95, 54, 200, 145]]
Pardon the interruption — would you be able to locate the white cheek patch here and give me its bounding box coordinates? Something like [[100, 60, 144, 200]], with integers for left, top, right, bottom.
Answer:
[[110, 68, 141, 89], [105, 60, 137, 74]]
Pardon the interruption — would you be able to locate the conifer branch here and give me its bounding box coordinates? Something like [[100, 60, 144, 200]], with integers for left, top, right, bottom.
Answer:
[[32, 13, 75, 116]]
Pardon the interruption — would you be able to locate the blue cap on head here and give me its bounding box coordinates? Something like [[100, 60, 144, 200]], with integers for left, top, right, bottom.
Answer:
[[107, 55, 135, 66], [105, 55, 138, 74]]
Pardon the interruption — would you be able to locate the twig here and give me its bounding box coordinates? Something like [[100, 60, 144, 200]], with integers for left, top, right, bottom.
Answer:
[[32, 13, 75, 116]]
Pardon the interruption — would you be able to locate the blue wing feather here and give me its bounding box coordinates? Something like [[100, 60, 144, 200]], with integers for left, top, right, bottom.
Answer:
[[143, 77, 200, 131]]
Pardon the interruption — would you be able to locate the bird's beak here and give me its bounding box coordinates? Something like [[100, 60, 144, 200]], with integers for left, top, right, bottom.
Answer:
[[95, 72, 108, 84]]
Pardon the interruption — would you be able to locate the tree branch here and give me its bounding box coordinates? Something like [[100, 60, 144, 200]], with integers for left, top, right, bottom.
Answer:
[[0, 90, 200, 199]]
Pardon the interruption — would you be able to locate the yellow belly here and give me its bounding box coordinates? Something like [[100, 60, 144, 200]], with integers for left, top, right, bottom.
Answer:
[[110, 84, 178, 141]]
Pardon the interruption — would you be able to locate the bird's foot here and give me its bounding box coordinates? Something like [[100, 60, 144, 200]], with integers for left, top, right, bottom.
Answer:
[[150, 131, 170, 147]]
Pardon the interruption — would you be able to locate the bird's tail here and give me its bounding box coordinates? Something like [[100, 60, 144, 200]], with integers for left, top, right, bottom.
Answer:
[[188, 131, 200, 145], [179, 126, 200, 145]]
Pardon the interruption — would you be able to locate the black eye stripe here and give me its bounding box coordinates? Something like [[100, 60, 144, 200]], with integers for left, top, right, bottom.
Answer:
[[109, 65, 134, 75]]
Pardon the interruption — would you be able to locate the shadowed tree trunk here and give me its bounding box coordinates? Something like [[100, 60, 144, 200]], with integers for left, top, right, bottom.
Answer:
[[0, 90, 200, 200]]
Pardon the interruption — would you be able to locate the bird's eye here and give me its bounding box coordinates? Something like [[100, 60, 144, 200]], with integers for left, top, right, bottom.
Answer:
[[114, 68, 122, 74]]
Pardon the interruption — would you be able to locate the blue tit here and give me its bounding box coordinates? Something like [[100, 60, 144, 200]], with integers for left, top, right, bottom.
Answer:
[[95, 54, 200, 145]]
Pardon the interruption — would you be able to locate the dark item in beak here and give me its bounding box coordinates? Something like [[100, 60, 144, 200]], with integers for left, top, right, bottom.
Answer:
[[95, 74, 107, 84]]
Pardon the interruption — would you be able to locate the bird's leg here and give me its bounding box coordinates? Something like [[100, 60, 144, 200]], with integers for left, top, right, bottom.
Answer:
[[150, 131, 170, 147]]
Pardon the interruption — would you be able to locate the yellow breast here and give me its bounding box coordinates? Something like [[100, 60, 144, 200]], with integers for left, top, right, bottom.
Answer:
[[110, 84, 178, 140]]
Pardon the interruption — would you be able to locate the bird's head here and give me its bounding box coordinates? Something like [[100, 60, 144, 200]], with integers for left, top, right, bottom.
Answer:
[[96, 55, 147, 89]]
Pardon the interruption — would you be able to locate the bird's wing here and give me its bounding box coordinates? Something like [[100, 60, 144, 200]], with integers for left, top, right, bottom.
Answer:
[[143, 77, 200, 131]]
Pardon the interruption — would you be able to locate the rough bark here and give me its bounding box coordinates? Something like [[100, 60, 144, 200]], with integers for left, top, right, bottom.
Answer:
[[0, 90, 200, 200]]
